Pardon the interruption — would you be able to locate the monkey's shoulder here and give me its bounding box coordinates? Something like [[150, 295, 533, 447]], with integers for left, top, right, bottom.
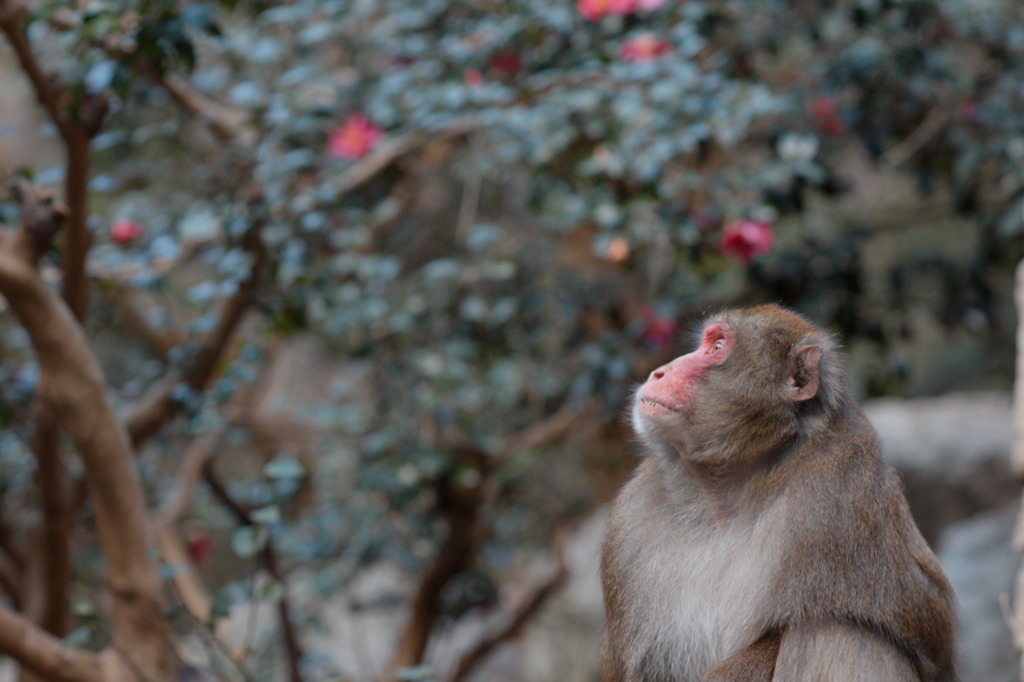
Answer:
[[773, 450, 955, 676]]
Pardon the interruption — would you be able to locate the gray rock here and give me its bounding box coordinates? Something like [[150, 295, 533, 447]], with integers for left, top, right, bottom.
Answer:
[[937, 504, 1021, 682], [865, 392, 1020, 543]]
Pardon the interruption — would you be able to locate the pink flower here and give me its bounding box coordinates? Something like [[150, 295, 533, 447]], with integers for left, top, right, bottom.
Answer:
[[327, 113, 383, 160], [619, 33, 672, 62], [577, 0, 636, 20], [610, 0, 639, 13], [640, 306, 678, 349], [718, 219, 774, 263], [464, 68, 483, 86], [636, 0, 667, 9], [110, 220, 142, 245]]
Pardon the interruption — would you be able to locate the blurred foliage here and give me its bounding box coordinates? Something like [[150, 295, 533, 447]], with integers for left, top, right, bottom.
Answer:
[[1, 0, 1024, 678]]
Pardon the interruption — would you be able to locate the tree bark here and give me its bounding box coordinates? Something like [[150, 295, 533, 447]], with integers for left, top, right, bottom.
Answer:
[[1011, 259, 1024, 679], [0, 187, 176, 682]]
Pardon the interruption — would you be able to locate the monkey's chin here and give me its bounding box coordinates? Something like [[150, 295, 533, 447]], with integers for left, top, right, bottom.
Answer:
[[636, 395, 681, 414], [632, 397, 686, 451]]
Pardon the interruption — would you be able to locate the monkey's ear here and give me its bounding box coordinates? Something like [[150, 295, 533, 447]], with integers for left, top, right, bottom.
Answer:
[[787, 344, 821, 401]]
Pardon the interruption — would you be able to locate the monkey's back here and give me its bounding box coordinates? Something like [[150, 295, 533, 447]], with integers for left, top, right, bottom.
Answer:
[[769, 411, 956, 680]]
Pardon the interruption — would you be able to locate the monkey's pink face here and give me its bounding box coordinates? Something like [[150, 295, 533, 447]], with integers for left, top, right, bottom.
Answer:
[[633, 322, 733, 440]]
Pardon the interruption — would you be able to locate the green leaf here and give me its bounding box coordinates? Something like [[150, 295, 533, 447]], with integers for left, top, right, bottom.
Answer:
[[394, 665, 434, 682], [251, 504, 281, 525], [231, 525, 267, 559], [62, 626, 92, 649], [264, 455, 305, 480]]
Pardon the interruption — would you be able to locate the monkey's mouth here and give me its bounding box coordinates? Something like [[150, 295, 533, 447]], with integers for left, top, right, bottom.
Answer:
[[637, 396, 681, 414]]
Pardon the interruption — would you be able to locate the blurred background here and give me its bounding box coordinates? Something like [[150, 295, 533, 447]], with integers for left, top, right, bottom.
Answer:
[[0, 0, 1021, 680]]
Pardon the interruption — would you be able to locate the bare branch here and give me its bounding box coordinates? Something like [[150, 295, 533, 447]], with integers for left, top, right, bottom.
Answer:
[[152, 434, 221, 624], [0, 606, 100, 682], [330, 118, 477, 198], [156, 433, 220, 527], [151, 72, 248, 144], [389, 450, 489, 676], [108, 288, 185, 360], [203, 464, 306, 682], [449, 526, 569, 682], [0, 550, 21, 609], [27, 401, 72, 638], [0, 182, 174, 680], [882, 105, 951, 169], [0, 5, 97, 321], [0, 0, 68, 131], [124, 227, 267, 446], [496, 401, 595, 465]]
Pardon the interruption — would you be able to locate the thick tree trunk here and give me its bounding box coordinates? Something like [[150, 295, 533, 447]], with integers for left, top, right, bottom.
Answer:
[[0, 188, 176, 682]]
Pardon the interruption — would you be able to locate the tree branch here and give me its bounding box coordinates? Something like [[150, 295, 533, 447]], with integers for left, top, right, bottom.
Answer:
[[0, 182, 174, 681], [148, 71, 247, 145], [882, 105, 951, 169], [0, 0, 66, 131], [0, 606, 100, 682], [0, 549, 21, 609], [203, 463, 305, 682], [330, 118, 477, 198], [0, 4, 98, 321], [495, 402, 594, 465], [388, 450, 489, 677], [26, 400, 71, 638], [388, 402, 589, 678], [124, 226, 267, 447], [449, 526, 569, 682], [152, 433, 222, 625]]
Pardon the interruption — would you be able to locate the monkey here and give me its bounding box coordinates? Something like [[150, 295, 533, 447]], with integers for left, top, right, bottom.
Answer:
[[600, 304, 955, 682]]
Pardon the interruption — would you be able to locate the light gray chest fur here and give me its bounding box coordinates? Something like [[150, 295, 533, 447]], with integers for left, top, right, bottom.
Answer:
[[609, 474, 785, 681]]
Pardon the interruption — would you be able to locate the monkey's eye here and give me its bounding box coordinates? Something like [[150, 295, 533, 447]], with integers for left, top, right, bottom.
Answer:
[[710, 340, 725, 353]]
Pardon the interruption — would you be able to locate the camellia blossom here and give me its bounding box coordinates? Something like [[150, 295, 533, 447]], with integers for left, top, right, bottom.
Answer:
[[110, 220, 142, 245], [327, 113, 383, 160], [718, 219, 774, 263], [808, 96, 846, 136], [619, 33, 672, 62], [186, 531, 214, 566], [577, 0, 638, 20], [640, 306, 678, 349]]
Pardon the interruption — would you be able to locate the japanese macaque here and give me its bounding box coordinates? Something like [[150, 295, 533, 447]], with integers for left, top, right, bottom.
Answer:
[[600, 304, 955, 682]]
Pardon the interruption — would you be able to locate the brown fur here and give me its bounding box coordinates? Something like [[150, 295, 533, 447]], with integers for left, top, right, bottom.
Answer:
[[600, 304, 955, 682]]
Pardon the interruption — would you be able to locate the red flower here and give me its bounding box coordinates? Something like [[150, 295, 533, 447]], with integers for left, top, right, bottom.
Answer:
[[619, 33, 672, 62], [110, 220, 142, 245], [719, 219, 774, 263], [577, 0, 636, 20], [327, 113, 383, 160], [808, 96, 846, 136], [640, 306, 678, 349], [464, 68, 483, 86], [956, 100, 978, 124], [186, 531, 214, 566], [488, 50, 523, 78]]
